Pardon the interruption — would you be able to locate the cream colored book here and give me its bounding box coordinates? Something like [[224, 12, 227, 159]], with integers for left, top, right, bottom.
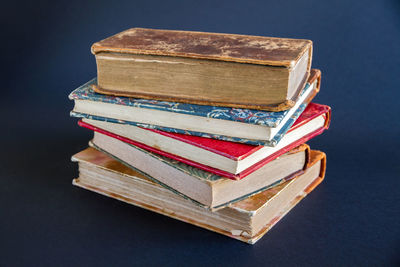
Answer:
[[71, 147, 326, 244], [89, 132, 310, 210]]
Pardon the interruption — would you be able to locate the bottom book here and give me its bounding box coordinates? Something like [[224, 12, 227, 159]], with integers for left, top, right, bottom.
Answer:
[[72, 147, 326, 244]]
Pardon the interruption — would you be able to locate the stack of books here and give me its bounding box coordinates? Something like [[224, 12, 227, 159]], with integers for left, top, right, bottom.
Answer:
[[69, 28, 331, 244]]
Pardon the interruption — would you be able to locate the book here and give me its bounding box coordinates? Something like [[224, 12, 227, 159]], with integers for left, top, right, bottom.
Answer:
[[89, 131, 311, 210], [78, 103, 331, 178], [69, 69, 320, 146], [91, 28, 313, 111], [72, 147, 326, 244]]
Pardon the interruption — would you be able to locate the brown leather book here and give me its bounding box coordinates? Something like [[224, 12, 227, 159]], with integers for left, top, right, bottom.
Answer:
[[91, 28, 313, 111]]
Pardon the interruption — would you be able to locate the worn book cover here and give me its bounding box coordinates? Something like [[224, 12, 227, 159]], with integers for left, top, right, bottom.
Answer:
[[72, 148, 326, 244], [91, 28, 313, 111], [78, 103, 330, 179]]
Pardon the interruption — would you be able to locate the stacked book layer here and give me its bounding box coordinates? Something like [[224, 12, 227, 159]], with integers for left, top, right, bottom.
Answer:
[[69, 28, 331, 244]]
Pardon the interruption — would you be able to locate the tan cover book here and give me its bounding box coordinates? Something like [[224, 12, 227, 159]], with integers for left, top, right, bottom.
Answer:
[[72, 148, 326, 244], [92, 28, 313, 111]]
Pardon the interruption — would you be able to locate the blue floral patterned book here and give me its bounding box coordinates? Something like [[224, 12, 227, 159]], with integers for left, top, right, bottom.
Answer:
[[69, 78, 318, 146]]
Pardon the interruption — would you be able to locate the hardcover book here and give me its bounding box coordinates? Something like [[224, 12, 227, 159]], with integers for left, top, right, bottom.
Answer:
[[69, 69, 321, 146], [72, 148, 326, 244], [91, 28, 313, 111], [89, 131, 310, 210], [79, 103, 331, 179]]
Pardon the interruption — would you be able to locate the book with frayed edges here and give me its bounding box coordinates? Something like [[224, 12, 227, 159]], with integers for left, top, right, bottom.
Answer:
[[91, 28, 313, 111], [72, 148, 326, 244]]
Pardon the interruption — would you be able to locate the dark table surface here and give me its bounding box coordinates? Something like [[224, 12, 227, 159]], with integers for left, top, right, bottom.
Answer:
[[1, 0, 399, 266]]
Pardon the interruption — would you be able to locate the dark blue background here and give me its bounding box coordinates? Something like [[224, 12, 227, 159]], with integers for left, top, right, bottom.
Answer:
[[1, 0, 399, 265]]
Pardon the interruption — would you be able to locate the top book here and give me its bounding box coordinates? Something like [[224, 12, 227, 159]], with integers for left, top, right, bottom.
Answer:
[[91, 28, 313, 111]]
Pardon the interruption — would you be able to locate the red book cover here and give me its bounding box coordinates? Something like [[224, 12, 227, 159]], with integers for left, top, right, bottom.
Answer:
[[78, 103, 331, 180]]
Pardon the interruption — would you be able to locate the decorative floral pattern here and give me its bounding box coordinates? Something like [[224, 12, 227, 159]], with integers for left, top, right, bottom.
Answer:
[[70, 103, 306, 146], [69, 78, 311, 127]]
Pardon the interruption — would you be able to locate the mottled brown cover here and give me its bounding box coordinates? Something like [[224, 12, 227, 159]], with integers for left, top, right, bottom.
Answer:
[[91, 28, 314, 111], [92, 28, 312, 67]]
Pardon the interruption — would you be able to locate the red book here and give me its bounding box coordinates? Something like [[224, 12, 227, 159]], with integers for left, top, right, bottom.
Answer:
[[78, 103, 331, 180]]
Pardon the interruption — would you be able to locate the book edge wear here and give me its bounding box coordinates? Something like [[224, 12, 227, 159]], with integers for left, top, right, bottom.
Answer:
[[72, 148, 326, 244], [91, 28, 312, 68], [90, 28, 313, 111]]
